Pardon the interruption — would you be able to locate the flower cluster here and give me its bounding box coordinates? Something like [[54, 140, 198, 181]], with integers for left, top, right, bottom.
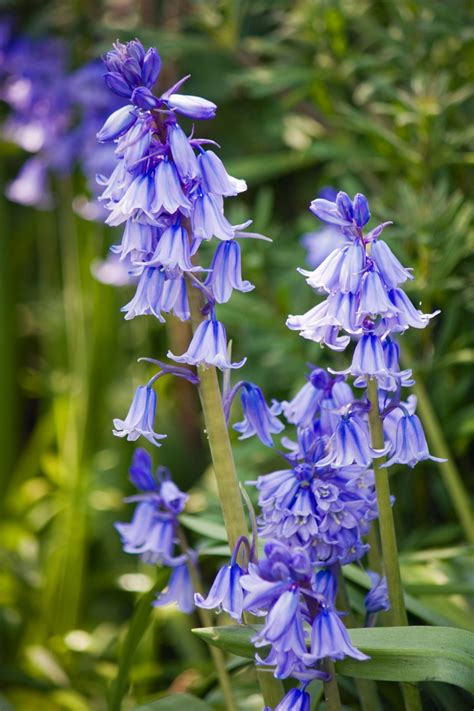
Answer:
[[0, 22, 121, 213], [115, 448, 195, 613], [258, 367, 378, 567], [292, 190, 441, 472], [197, 191, 441, 702], [97, 38, 258, 379]]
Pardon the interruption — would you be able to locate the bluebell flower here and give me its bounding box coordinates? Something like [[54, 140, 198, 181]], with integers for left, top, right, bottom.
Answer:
[[282, 380, 322, 427], [92, 251, 135, 287], [370, 239, 413, 288], [386, 288, 439, 331], [113, 385, 166, 446], [233, 382, 284, 447], [364, 571, 390, 614], [141, 221, 201, 274], [97, 104, 137, 142], [310, 191, 370, 231], [5, 156, 52, 208], [121, 267, 167, 321], [113, 220, 156, 261], [165, 92, 217, 120], [115, 449, 191, 566], [154, 562, 194, 614], [254, 588, 307, 657], [287, 302, 351, 352], [195, 559, 245, 621], [308, 606, 369, 662], [129, 448, 156, 490], [358, 269, 398, 316], [348, 333, 394, 379], [198, 150, 246, 197], [273, 686, 311, 711], [363, 338, 414, 391], [168, 318, 246, 370], [317, 414, 376, 468], [152, 159, 191, 215], [168, 123, 199, 181], [106, 173, 156, 226], [383, 412, 444, 468], [192, 192, 235, 241], [204, 240, 254, 304], [104, 40, 161, 95]]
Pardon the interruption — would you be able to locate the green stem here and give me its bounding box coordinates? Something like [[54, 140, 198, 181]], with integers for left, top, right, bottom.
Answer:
[[367, 379, 422, 711], [367, 524, 383, 575], [322, 659, 342, 711], [336, 573, 382, 711], [367, 378, 407, 627], [403, 349, 474, 544], [187, 282, 284, 706]]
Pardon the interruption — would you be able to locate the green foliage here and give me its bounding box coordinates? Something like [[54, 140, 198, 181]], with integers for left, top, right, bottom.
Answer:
[[131, 694, 213, 710], [193, 624, 474, 693], [1, 0, 473, 709]]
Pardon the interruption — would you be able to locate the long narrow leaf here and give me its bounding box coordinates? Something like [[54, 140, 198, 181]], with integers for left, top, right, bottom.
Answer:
[[192, 625, 474, 694]]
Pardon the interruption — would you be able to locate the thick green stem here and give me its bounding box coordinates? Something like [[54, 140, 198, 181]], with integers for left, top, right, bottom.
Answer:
[[367, 378, 407, 627], [187, 282, 284, 705], [322, 660, 342, 711], [367, 379, 422, 711]]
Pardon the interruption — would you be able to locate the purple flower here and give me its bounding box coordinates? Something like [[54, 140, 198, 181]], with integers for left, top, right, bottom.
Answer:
[[165, 93, 217, 120], [317, 415, 376, 468], [104, 40, 160, 96], [168, 318, 246, 370], [5, 156, 52, 208], [310, 191, 370, 230], [370, 239, 413, 288], [154, 562, 194, 614], [274, 687, 311, 711], [204, 240, 254, 304], [198, 150, 246, 197], [113, 221, 156, 261], [254, 588, 307, 657], [168, 123, 199, 181], [364, 571, 390, 614], [113, 385, 166, 446], [358, 269, 398, 316], [152, 159, 191, 215], [192, 192, 235, 241], [97, 104, 136, 142], [233, 382, 284, 447], [383, 412, 444, 468], [115, 449, 190, 566], [195, 560, 245, 621], [141, 221, 200, 274], [282, 381, 322, 427], [308, 606, 369, 662]]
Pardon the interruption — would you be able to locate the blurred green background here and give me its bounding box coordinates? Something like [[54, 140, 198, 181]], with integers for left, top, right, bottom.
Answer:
[[0, 1, 473, 709]]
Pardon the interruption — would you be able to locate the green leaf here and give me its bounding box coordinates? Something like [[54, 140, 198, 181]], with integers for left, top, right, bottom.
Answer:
[[179, 514, 228, 542], [131, 694, 213, 710], [108, 576, 167, 711], [192, 625, 474, 694]]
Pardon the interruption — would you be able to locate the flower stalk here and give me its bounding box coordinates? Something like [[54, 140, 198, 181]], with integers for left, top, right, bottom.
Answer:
[[187, 280, 285, 705], [367, 378, 422, 711]]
